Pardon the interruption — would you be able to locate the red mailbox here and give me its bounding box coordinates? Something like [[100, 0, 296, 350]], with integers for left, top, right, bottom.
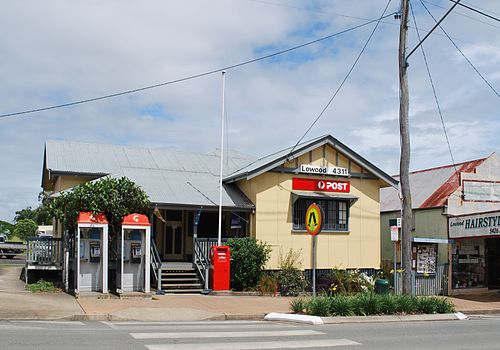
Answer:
[[210, 246, 230, 291]]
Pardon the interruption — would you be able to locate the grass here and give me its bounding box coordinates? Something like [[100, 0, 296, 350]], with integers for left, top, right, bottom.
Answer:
[[25, 279, 60, 293], [291, 292, 455, 317]]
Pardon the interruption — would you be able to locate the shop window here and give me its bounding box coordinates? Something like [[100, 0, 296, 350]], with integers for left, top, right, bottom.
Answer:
[[452, 239, 486, 289], [293, 198, 349, 231]]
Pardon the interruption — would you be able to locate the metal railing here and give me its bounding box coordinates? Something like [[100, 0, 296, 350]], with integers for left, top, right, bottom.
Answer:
[[26, 237, 62, 266], [193, 238, 228, 289], [150, 238, 162, 290]]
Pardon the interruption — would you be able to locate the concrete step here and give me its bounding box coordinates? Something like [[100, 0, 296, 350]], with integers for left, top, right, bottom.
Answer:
[[163, 278, 199, 282], [162, 283, 202, 288], [161, 272, 197, 276], [162, 288, 204, 294]]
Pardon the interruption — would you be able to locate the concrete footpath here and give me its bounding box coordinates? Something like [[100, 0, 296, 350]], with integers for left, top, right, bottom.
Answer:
[[2, 265, 500, 322]]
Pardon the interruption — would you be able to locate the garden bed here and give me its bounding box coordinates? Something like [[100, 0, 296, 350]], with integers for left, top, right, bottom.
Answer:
[[290, 292, 455, 317]]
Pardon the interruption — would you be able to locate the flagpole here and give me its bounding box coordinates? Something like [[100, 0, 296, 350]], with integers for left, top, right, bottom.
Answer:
[[217, 71, 226, 246]]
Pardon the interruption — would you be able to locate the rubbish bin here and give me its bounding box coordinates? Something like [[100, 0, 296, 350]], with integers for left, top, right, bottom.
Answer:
[[374, 278, 390, 294]]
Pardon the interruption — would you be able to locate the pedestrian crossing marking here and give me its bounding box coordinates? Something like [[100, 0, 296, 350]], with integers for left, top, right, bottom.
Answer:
[[131, 329, 324, 339], [145, 338, 361, 350]]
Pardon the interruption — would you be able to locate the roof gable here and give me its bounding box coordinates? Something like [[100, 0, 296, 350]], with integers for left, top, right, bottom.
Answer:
[[223, 134, 398, 187]]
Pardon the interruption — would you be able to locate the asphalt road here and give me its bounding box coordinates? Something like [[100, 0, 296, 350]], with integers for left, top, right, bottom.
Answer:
[[1, 317, 500, 350], [0, 254, 25, 265]]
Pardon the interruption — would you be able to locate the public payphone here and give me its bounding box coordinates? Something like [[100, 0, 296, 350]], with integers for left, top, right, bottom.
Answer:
[[117, 214, 150, 293], [76, 212, 109, 294]]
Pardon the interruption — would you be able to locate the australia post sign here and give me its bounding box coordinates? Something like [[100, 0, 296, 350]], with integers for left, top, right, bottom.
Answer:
[[292, 178, 350, 193]]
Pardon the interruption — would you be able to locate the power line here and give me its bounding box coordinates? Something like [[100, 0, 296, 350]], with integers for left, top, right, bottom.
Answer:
[[423, 0, 500, 29], [406, 0, 461, 60], [0, 13, 396, 119], [288, 0, 394, 157], [419, 0, 500, 99], [409, 0, 459, 177], [449, 0, 500, 23]]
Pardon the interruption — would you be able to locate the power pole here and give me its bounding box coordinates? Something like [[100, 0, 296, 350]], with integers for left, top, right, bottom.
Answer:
[[398, 0, 413, 295]]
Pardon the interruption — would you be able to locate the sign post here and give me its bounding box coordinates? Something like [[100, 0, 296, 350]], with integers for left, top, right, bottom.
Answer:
[[390, 225, 399, 293], [306, 203, 322, 297]]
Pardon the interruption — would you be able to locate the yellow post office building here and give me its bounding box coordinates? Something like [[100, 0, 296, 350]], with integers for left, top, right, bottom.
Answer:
[[42, 134, 397, 291]]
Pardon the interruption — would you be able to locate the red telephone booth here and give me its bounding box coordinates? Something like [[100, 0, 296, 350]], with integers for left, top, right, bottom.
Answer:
[[210, 246, 230, 291]]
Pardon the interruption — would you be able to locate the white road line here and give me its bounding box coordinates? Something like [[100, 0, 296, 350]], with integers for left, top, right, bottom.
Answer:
[[104, 320, 267, 326], [13, 320, 86, 326], [145, 338, 361, 350], [105, 324, 289, 331], [131, 329, 324, 339]]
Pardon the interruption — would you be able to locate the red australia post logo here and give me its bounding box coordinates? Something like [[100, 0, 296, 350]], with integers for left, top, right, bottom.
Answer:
[[292, 178, 350, 193]]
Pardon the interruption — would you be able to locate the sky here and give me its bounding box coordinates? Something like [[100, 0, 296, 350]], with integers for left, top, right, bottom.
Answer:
[[0, 0, 499, 222]]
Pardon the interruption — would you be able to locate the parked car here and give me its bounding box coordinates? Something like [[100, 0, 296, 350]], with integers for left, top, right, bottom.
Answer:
[[0, 234, 26, 258]]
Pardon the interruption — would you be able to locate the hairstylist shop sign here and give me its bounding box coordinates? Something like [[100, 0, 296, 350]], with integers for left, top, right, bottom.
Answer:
[[449, 211, 500, 238]]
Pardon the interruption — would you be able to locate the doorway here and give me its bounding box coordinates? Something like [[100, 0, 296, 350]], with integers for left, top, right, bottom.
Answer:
[[164, 221, 183, 260], [487, 238, 500, 288]]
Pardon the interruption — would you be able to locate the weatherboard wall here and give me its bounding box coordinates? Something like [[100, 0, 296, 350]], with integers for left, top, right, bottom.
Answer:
[[237, 145, 383, 270]]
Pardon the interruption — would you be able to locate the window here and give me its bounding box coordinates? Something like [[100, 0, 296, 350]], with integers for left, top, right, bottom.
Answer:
[[293, 198, 349, 231]]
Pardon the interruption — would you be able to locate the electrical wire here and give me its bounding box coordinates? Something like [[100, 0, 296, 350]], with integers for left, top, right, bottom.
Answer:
[[406, 0, 461, 60], [423, 0, 500, 29], [287, 0, 394, 157], [409, 0, 459, 177], [449, 0, 500, 23], [419, 0, 500, 99], [0, 13, 397, 119]]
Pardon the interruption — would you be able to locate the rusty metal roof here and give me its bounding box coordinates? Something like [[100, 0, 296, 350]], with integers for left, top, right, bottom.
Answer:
[[381, 157, 487, 212]]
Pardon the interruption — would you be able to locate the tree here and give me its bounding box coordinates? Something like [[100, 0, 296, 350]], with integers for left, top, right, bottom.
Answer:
[[50, 176, 151, 236], [13, 219, 38, 240], [14, 192, 53, 225], [0, 220, 14, 238], [14, 207, 37, 223]]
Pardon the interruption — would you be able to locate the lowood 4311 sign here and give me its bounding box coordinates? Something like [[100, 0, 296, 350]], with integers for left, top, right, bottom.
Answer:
[[306, 203, 322, 235], [292, 178, 350, 193]]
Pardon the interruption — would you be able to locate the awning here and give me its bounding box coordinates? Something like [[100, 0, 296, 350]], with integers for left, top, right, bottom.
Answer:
[[291, 191, 359, 206], [412, 237, 450, 244]]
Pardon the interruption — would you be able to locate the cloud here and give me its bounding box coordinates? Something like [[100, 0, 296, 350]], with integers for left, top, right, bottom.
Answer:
[[0, 0, 499, 221]]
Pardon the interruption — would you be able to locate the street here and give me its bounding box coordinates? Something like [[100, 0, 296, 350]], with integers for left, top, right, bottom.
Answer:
[[1, 317, 500, 349]]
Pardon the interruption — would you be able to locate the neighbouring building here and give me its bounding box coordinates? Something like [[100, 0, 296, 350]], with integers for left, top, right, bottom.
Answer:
[[381, 153, 500, 295], [41, 134, 397, 292]]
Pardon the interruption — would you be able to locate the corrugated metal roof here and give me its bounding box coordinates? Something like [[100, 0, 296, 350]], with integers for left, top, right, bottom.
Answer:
[[120, 167, 254, 208], [45, 140, 254, 176], [224, 134, 398, 187], [44, 140, 255, 209], [380, 157, 487, 212]]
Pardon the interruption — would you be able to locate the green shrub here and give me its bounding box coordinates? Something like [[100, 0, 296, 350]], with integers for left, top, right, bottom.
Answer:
[[227, 238, 271, 291], [379, 293, 398, 314], [290, 297, 308, 314], [306, 295, 331, 317], [257, 274, 278, 296], [417, 296, 455, 314], [395, 294, 418, 314], [323, 268, 374, 295], [275, 249, 306, 296], [25, 279, 58, 293], [292, 293, 452, 317], [352, 292, 380, 316], [329, 295, 353, 316], [435, 297, 455, 313]]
